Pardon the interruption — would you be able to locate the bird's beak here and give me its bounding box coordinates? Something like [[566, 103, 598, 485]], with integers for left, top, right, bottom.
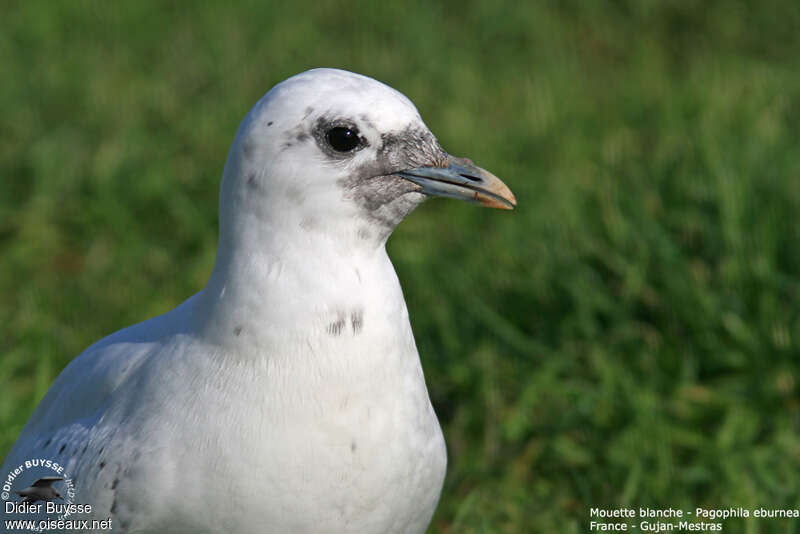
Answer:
[[394, 156, 517, 210]]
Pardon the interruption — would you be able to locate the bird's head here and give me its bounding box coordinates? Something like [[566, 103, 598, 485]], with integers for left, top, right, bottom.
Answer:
[[219, 68, 515, 248]]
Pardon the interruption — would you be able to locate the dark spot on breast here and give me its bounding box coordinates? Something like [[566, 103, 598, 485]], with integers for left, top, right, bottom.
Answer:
[[350, 441, 357, 453], [267, 121, 273, 126], [286, 186, 304, 205], [59, 444, 66, 455], [110, 497, 117, 514], [351, 310, 364, 334], [82, 445, 88, 455], [300, 217, 318, 231], [327, 318, 346, 336], [99, 447, 105, 455], [233, 326, 242, 336], [99, 461, 106, 470], [112, 478, 119, 490], [247, 172, 259, 188], [44, 438, 52, 448]]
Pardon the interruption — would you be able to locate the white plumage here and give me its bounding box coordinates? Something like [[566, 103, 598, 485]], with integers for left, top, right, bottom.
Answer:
[[1, 68, 515, 533]]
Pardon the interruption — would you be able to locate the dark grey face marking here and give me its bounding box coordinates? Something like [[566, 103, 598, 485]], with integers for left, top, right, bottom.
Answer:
[[357, 227, 372, 241], [339, 126, 447, 230], [351, 310, 363, 334], [327, 317, 346, 336]]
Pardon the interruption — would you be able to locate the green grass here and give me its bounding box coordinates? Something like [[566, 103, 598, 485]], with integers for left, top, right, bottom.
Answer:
[[3, 1, 800, 532]]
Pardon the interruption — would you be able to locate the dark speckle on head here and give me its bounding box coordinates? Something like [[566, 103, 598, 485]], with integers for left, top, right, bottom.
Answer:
[[247, 172, 259, 188], [267, 121, 273, 126], [233, 326, 242, 336], [112, 478, 119, 490], [327, 317, 346, 336], [99, 461, 106, 470], [350, 441, 357, 453], [357, 227, 372, 241], [284, 124, 309, 151], [359, 113, 376, 131], [351, 310, 364, 334], [242, 138, 257, 161]]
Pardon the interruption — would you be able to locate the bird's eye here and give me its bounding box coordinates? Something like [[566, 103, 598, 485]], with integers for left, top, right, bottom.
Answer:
[[326, 127, 361, 152]]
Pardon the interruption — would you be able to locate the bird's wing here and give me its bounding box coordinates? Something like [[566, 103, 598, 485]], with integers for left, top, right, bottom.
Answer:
[[32, 477, 64, 487], [0, 293, 201, 481]]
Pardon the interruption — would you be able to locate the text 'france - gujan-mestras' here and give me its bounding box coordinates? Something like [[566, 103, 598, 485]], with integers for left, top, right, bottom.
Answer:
[[588, 507, 800, 532]]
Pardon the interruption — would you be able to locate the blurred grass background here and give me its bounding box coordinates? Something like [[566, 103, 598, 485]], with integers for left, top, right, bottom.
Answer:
[[2, 1, 800, 532]]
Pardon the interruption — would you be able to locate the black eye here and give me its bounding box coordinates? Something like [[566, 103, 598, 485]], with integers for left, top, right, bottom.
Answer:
[[326, 127, 361, 152]]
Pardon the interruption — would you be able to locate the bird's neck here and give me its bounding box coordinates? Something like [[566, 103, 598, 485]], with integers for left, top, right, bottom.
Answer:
[[195, 222, 410, 356]]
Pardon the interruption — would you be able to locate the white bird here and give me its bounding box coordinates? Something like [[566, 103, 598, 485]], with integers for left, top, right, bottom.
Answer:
[[1, 68, 516, 533]]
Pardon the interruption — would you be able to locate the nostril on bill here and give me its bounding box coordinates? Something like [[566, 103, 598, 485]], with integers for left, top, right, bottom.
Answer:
[[459, 173, 482, 182]]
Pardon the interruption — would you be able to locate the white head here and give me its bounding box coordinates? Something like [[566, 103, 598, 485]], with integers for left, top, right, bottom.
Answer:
[[216, 68, 515, 259], [199, 69, 516, 348]]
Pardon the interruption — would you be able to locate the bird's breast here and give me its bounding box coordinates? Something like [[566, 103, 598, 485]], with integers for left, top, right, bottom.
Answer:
[[134, 320, 446, 533]]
